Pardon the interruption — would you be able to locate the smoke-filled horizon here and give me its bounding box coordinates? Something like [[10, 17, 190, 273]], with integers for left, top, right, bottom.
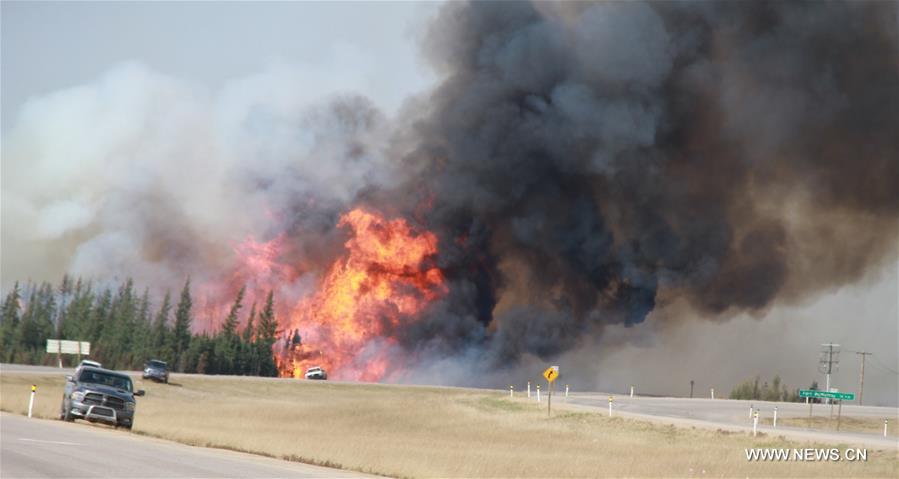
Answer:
[[2, 2, 897, 395]]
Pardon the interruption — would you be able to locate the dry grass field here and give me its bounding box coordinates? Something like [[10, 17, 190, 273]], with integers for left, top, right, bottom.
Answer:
[[2, 372, 897, 478], [779, 416, 898, 438]]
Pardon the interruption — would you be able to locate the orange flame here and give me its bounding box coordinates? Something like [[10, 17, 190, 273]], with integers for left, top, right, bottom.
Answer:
[[277, 207, 445, 381]]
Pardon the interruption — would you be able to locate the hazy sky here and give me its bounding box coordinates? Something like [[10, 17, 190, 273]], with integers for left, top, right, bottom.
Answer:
[[2, 1, 896, 405], [2, 1, 441, 132]]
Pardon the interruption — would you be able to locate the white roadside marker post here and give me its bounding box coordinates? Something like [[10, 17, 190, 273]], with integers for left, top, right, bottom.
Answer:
[[510, 386, 514, 398], [710, 388, 715, 400], [527, 381, 531, 399], [608, 396, 613, 417], [773, 406, 778, 428], [536, 385, 541, 403], [884, 419, 888, 438], [749, 404, 753, 418], [28, 385, 36, 418], [753, 411, 759, 437], [630, 385, 635, 398], [565, 384, 569, 399]]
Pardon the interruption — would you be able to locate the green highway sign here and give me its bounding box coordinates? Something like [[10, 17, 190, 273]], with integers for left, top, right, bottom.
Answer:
[[799, 390, 855, 401]]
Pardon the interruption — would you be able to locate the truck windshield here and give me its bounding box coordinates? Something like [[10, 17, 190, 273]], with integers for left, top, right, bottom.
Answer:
[[78, 370, 133, 392], [147, 361, 166, 369]]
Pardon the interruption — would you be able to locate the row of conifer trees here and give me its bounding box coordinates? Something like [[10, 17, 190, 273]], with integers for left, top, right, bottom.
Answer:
[[0, 275, 280, 376]]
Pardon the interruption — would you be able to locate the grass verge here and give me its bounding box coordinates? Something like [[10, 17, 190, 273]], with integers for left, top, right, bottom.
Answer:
[[779, 415, 898, 438]]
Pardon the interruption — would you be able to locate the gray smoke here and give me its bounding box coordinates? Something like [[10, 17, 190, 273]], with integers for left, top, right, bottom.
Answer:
[[1, 63, 398, 322]]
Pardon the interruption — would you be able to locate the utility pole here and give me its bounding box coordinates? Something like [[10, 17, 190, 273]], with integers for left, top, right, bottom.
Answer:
[[690, 380, 694, 399], [819, 343, 840, 411], [855, 351, 872, 406]]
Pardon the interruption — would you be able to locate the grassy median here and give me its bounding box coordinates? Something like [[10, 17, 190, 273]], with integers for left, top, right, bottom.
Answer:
[[2, 372, 897, 478]]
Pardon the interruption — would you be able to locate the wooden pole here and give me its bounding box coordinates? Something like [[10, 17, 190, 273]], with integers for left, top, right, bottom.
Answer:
[[547, 380, 552, 417], [837, 400, 842, 431], [808, 400, 813, 429]]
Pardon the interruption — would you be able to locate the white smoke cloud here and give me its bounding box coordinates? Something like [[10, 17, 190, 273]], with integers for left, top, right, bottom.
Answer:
[[1, 60, 396, 291]]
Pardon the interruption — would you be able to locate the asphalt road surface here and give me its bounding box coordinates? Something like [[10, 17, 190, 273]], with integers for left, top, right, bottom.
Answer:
[[0, 413, 368, 478], [566, 393, 899, 449]]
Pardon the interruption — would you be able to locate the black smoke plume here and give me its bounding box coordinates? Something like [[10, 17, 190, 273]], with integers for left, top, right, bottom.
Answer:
[[386, 1, 898, 366]]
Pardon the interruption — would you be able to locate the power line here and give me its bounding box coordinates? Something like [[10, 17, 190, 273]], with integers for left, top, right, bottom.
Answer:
[[849, 349, 899, 375], [870, 353, 899, 375]]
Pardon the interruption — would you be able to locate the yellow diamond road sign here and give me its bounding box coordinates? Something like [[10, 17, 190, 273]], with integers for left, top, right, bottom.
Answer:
[[543, 366, 559, 383]]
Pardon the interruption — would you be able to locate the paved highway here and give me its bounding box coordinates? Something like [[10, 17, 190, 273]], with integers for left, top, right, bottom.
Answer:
[[0, 413, 367, 478], [566, 393, 899, 449]]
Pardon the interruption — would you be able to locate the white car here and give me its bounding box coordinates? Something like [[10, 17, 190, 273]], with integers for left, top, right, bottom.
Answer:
[[75, 359, 102, 374], [304, 367, 327, 380]]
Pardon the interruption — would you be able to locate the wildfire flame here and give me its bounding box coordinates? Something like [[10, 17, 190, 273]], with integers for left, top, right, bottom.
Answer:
[[276, 207, 445, 381], [193, 234, 296, 333]]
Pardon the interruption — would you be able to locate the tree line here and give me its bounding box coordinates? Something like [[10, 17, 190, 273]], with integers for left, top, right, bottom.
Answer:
[[0, 275, 280, 377], [728, 375, 815, 402]]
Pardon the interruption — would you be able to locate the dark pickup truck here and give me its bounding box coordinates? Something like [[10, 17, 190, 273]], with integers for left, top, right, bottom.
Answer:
[[142, 359, 169, 383], [59, 366, 144, 430]]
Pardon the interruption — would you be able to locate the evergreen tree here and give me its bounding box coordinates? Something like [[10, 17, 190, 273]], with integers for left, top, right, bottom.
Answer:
[[213, 286, 245, 374], [35, 282, 57, 355], [151, 291, 174, 363], [242, 303, 256, 342], [129, 287, 152, 369], [100, 278, 137, 369], [239, 302, 257, 375], [172, 278, 193, 372], [255, 291, 278, 377], [15, 287, 41, 361], [87, 289, 112, 346], [769, 375, 782, 401], [0, 282, 22, 362], [222, 286, 244, 338], [60, 278, 93, 343], [56, 274, 74, 342]]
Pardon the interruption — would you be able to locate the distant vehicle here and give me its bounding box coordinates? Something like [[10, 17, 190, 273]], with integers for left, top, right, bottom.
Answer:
[[75, 359, 102, 374], [142, 359, 169, 383], [60, 366, 144, 430], [304, 366, 327, 380], [73, 359, 102, 378]]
